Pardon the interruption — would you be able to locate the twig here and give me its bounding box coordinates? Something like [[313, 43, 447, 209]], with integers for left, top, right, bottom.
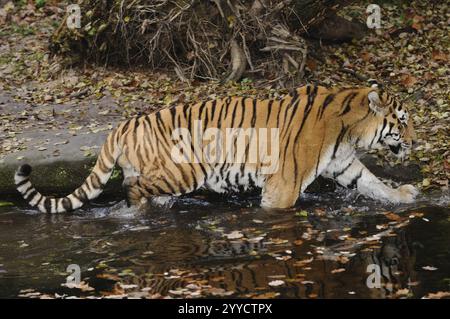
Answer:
[[341, 67, 369, 82]]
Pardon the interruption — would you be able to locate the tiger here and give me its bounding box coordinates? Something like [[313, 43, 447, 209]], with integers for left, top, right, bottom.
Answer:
[[15, 80, 418, 213]]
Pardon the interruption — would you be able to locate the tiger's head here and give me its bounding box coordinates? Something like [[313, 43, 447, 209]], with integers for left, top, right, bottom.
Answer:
[[365, 81, 416, 159]]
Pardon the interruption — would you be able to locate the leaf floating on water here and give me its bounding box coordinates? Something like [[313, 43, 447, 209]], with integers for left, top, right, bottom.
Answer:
[[295, 210, 308, 217], [168, 289, 184, 295], [208, 287, 234, 296], [129, 226, 150, 232], [294, 257, 314, 267], [365, 235, 381, 242], [61, 281, 94, 292], [0, 201, 14, 207], [119, 284, 138, 290], [424, 291, 450, 299], [275, 255, 292, 261], [384, 212, 402, 221], [224, 230, 244, 239], [331, 268, 346, 274], [422, 266, 438, 271], [253, 292, 280, 299], [395, 288, 410, 297], [268, 280, 285, 287], [268, 238, 289, 245]]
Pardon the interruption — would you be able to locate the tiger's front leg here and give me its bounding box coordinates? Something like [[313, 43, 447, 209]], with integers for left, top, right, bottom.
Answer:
[[324, 156, 418, 204]]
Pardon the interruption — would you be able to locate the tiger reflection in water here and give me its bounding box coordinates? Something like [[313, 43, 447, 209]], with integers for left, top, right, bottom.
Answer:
[[97, 227, 416, 298]]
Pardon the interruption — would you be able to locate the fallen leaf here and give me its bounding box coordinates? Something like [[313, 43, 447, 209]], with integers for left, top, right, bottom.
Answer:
[[432, 50, 448, 62], [400, 74, 418, 87]]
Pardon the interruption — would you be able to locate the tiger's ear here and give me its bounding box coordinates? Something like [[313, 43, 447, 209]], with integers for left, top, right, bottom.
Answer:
[[368, 90, 386, 114], [367, 79, 386, 114]]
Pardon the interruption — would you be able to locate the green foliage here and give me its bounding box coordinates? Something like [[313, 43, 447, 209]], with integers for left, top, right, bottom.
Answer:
[[35, 0, 46, 8], [295, 210, 308, 217]]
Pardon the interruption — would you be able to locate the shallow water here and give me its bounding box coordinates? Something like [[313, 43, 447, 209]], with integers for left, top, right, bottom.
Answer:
[[0, 188, 449, 299]]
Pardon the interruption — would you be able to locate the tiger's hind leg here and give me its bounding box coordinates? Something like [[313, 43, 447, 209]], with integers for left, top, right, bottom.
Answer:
[[122, 176, 176, 210], [122, 176, 149, 208]]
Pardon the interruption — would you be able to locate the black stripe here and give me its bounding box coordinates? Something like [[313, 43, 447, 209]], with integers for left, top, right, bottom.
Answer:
[[285, 85, 318, 182], [230, 98, 239, 128], [133, 117, 139, 134], [348, 170, 363, 189], [21, 184, 33, 196], [77, 187, 89, 203], [376, 118, 388, 145], [317, 93, 335, 120], [62, 197, 73, 211], [297, 85, 318, 137], [91, 172, 104, 189], [121, 120, 131, 134], [237, 98, 246, 128], [170, 105, 177, 128], [198, 101, 207, 122], [24, 189, 37, 201], [315, 136, 325, 177], [332, 124, 349, 159], [218, 99, 227, 128], [16, 179, 29, 188], [333, 158, 354, 179], [44, 197, 52, 213], [248, 172, 255, 189], [251, 99, 257, 128], [210, 100, 217, 122], [369, 126, 379, 148], [284, 96, 301, 130], [36, 194, 44, 209], [265, 100, 273, 125], [353, 107, 371, 127], [289, 89, 299, 102], [339, 93, 358, 116], [291, 85, 319, 179]]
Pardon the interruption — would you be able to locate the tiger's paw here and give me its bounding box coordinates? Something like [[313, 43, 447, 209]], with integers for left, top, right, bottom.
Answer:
[[395, 184, 419, 203]]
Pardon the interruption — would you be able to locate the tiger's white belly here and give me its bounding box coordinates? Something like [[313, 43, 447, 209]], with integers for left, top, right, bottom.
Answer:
[[203, 164, 265, 193]]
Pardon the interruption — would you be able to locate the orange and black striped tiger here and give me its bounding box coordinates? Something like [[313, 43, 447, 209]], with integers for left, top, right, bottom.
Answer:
[[15, 81, 418, 213]]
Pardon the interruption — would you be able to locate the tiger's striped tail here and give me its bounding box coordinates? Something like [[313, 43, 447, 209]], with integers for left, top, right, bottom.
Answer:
[[15, 131, 121, 213]]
